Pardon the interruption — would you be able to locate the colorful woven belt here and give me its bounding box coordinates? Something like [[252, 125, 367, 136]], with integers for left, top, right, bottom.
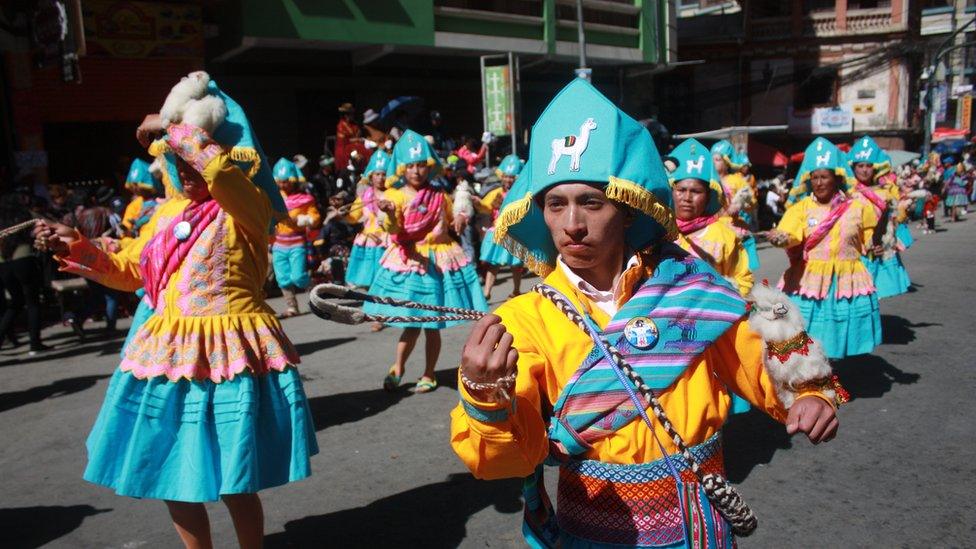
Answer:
[[556, 434, 726, 547]]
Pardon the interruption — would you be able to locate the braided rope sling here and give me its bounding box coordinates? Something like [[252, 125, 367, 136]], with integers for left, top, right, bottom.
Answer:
[[308, 283, 487, 325], [308, 281, 758, 536], [0, 219, 39, 240]]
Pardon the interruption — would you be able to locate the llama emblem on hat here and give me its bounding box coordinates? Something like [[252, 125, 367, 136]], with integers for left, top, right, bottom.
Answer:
[[548, 117, 597, 175]]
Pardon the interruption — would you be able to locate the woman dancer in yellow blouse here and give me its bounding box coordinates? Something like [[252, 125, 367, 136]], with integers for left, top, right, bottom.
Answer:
[[668, 138, 753, 296], [34, 72, 317, 549], [767, 137, 882, 359]]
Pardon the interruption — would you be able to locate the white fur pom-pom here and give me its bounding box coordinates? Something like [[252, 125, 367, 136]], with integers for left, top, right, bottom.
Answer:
[[182, 95, 227, 134], [160, 71, 212, 125]]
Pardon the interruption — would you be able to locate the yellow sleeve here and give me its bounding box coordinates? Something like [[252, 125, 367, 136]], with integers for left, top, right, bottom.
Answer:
[[476, 188, 502, 215], [121, 197, 143, 231], [449, 301, 551, 480], [346, 197, 365, 223], [443, 193, 455, 226], [709, 320, 788, 423], [860, 200, 879, 248], [202, 153, 273, 242], [306, 203, 323, 229], [773, 200, 806, 247], [56, 203, 168, 292], [728, 238, 754, 296], [380, 188, 406, 234]]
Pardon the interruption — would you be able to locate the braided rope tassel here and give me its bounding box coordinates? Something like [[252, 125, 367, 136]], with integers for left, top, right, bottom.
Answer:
[[533, 285, 758, 536]]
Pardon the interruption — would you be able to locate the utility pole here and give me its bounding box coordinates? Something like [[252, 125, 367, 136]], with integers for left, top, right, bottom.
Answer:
[[922, 17, 975, 156], [574, 0, 591, 81]]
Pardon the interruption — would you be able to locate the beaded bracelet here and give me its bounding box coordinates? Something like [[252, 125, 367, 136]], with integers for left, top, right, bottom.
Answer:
[[460, 369, 517, 402]]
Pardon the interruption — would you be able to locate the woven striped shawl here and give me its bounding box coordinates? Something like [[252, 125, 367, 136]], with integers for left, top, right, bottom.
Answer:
[[547, 244, 747, 457]]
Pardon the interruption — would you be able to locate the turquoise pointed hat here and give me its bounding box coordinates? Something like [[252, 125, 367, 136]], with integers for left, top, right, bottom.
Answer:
[[710, 139, 739, 169], [125, 158, 162, 195], [735, 151, 751, 169], [273, 157, 304, 182], [149, 74, 287, 221], [386, 129, 441, 187], [495, 154, 524, 178], [848, 135, 890, 179], [789, 137, 850, 202], [667, 138, 725, 216], [840, 149, 857, 185], [362, 150, 392, 179], [494, 78, 676, 276], [875, 150, 893, 177]]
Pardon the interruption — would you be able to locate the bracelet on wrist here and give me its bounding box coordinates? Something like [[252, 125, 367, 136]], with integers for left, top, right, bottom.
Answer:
[[460, 368, 517, 402]]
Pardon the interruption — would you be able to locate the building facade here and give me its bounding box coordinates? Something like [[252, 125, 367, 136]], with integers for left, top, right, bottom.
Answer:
[[664, 0, 924, 155]]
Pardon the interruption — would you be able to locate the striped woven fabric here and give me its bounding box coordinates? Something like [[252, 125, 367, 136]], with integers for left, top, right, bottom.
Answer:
[[548, 245, 747, 454], [556, 434, 731, 547]]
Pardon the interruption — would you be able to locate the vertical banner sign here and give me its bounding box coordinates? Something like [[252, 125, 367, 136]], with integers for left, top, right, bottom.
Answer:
[[483, 64, 513, 137], [934, 83, 948, 123], [958, 94, 972, 133]]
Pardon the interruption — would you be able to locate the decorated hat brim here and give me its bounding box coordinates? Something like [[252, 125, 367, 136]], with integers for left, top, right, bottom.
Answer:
[[493, 176, 677, 277]]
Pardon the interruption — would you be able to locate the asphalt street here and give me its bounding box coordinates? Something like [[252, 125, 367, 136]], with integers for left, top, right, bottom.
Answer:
[[1, 217, 974, 548]]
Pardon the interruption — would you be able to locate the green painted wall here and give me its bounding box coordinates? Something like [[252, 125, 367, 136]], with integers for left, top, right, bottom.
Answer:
[[230, 0, 667, 62], [555, 27, 638, 49], [242, 0, 435, 47], [434, 16, 543, 40]]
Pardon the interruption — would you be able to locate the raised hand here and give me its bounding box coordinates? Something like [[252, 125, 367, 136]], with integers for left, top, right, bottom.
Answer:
[[136, 114, 166, 148], [460, 314, 519, 403]]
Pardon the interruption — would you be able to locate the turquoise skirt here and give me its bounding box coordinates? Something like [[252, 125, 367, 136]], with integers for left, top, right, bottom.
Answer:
[[480, 229, 522, 267], [862, 254, 911, 299], [365, 254, 488, 329], [790, 277, 882, 359], [84, 367, 318, 502], [121, 290, 154, 358], [945, 193, 969, 207], [742, 234, 760, 271], [346, 244, 385, 288], [895, 222, 913, 249]]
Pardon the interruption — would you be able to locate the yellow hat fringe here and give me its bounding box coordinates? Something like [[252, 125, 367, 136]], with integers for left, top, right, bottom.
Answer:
[[491, 192, 554, 277], [605, 176, 678, 241], [229, 146, 261, 179]]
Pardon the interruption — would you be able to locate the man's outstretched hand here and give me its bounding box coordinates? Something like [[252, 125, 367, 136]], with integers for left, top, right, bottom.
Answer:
[[786, 396, 838, 444]]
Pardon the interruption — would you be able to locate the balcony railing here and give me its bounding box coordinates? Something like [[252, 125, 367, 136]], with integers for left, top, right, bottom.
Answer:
[[802, 8, 905, 38]]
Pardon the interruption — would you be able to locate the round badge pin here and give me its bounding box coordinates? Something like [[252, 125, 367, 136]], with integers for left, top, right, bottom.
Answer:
[[173, 220, 192, 241], [623, 316, 659, 350]]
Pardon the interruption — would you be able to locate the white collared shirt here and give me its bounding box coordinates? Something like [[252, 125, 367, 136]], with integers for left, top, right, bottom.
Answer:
[[556, 255, 639, 317]]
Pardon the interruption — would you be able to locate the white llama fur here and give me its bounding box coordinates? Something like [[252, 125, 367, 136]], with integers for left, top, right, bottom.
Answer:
[[730, 185, 755, 213], [452, 180, 474, 218], [746, 283, 835, 408], [182, 95, 227, 134], [160, 71, 211, 125]]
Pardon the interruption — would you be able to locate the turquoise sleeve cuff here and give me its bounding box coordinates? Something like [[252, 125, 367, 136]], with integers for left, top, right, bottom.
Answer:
[[460, 398, 515, 424]]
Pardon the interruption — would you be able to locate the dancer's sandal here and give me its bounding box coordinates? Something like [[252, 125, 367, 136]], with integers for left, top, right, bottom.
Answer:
[[413, 377, 438, 394], [382, 366, 401, 392]]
